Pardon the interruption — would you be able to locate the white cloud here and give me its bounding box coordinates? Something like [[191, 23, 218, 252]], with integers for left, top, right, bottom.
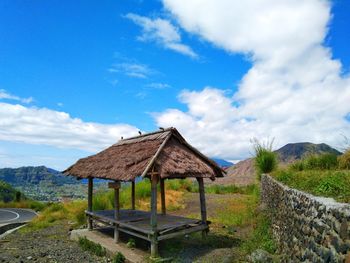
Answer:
[[109, 62, 154, 79], [0, 102, 140, 152], [0, 89, 33, 104], [125, 13, 198, 58], [146, 82, 170, 89], [155, 0, 350, 160]]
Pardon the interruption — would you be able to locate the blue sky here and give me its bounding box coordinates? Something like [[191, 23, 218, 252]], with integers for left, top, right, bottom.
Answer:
[[0, 0, 350, 169]]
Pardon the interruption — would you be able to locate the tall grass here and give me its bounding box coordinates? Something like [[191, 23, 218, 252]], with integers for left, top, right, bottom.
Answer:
[[290, 153, 339, 171], [22, 200, 87, 232], [273, 169, 350, 203], [92, 179, 192, 212], [338, 149, 350, 169], [252, 138, 277, 178], [242, 213, 276, 254]]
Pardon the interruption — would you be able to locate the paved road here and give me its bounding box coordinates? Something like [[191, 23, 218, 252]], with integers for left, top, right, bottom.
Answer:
[[0, 208, 37, 226]]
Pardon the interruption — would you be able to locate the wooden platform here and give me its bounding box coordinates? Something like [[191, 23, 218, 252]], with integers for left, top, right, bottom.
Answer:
[[86, 209, 208, 242]]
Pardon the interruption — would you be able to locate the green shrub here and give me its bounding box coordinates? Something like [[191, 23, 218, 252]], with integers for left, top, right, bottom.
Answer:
[[126, 238, 136, 248], [338, 149, 350, 169], [252, 139, 277, 177], [113, 252, 126, 263], [78, 236, 106, 257]]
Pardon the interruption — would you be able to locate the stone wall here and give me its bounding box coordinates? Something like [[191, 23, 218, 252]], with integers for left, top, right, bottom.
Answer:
[[261, 174, 350, 263]]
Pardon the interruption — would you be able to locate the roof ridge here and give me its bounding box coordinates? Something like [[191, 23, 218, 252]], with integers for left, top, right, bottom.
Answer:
[[140, 131, 173, 177], [120, 127, 174, 142]]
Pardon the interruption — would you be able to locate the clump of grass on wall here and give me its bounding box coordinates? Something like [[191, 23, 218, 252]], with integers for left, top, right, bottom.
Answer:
[[252, 138, 277, 178]]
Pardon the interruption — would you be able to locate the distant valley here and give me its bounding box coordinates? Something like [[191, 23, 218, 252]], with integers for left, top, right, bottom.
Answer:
[[0, 166, 87, 201]]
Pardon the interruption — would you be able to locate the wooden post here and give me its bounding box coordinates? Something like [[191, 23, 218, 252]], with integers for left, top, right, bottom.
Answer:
[[150, 173, 159, 258], [131, 180, 135, 210], [197, 177, 207, 238], [113, 181, 121, 243], [160, 178, 166, 215], [87, 177, 93, 230]]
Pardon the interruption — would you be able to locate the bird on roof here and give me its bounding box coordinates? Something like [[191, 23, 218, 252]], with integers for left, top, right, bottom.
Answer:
[[138, 131, 142, 135], [159, 127, 165, 131]]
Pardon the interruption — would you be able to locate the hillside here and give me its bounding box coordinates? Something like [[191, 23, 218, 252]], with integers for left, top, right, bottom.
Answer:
[[218, 142, 341, 186], [0, 166, 76, 187], [0, 166, 85, 201], [0, 180, 20, 202]]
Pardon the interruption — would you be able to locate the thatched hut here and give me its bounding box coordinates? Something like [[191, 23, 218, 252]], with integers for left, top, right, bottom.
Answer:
[[64, 127, 224, 257]]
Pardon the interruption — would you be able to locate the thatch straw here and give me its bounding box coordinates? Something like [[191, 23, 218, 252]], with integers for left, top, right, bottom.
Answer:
[[64, 127, 224, 181]]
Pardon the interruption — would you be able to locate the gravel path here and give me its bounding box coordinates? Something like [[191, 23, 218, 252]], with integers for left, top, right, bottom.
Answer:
[[0, 222, 109, 263]]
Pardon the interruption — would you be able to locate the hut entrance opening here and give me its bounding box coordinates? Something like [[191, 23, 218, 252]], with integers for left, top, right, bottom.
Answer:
[[64, 128, 225, 257]]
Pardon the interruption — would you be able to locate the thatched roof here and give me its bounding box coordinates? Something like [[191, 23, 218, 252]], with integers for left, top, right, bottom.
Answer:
[[64, 127, 225, 182]]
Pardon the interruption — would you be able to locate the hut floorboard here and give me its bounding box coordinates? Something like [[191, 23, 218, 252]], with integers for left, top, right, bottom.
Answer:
[[88, 209, 201, 234]]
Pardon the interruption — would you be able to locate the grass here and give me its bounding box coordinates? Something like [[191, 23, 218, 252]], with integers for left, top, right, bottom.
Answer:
[[204, 184, 258, 195], [78, 236, 106, 257], [21, 200, 87, 232], [204, 185, 260, 227], [339, 149, 350, 169], [0, 199, 47, 211], [273, 169, 350, 203], [209, 195, 257, 226], [252, 138, 277, 178], [92, 179, 186, 212], [290, 153, 339, 171], [112, 252, 126, 263], [242, 213, 277, 254], [272, 150, 350, 203]]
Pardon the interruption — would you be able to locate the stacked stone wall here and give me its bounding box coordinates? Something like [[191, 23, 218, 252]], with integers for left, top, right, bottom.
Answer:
[[261, 174, 350, 262]]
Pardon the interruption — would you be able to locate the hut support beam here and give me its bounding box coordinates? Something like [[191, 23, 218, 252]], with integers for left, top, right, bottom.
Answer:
[[150, 173, 159, 258], [160, 178, 166, 215], [113, 181, 121, 243], [87, 177, 93, 230], [197, 177, 207, 238], [131, 180, 135, 210]]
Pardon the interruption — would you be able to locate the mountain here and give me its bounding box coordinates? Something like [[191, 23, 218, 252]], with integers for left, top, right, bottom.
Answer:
[[0, 166, 77, 187], [275, 142, 342, 162], [211, 158, 234, 168], [217, 142, 341, 186]]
